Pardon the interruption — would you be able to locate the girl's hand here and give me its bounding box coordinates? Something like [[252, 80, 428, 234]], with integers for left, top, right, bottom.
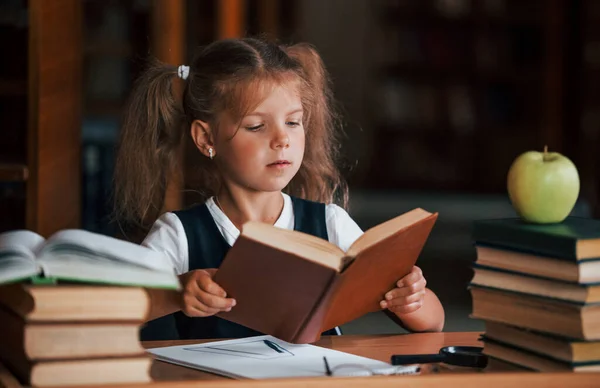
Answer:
[[380, 266, 426, 315], [179, 269, 236, 317]]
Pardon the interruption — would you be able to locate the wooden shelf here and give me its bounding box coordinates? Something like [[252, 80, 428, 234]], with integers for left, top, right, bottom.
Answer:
[[0, 163, 28, 182], [361, 1, 594, 201]]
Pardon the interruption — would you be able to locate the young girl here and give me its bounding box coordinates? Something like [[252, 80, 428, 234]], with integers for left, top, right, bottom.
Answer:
[[114, 37, 444, 340]]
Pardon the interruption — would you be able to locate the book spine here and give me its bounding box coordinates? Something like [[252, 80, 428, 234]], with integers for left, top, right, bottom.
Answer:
[[472, 263, 600, 286], [292, 274, 338, 344], [29, 275, 57, 285], [470, 286, 589, 340], [469, 284, 597, 306], [472, 223, 578, 261], [482, 336, 599, 367]]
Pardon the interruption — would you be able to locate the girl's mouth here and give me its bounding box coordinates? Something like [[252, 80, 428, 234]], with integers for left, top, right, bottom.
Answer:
[[267, 160, 291, 167]]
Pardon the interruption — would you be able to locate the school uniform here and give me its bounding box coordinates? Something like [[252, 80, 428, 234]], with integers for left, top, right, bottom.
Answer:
[[140, 193, 363, 341]]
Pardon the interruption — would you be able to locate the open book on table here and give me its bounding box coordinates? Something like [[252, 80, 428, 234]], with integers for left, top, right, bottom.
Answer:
[[147, 335, 420, 379], [213, 208, 438, 343], [0, 229, 179, 289]]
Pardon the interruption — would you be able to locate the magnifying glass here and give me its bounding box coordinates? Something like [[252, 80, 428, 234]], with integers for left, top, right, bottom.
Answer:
[[391, 346, 487, 368]]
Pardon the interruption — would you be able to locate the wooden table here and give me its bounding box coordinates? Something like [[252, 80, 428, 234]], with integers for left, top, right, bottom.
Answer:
[[1, 332, 598, 387], [140, 332, 599, 387]]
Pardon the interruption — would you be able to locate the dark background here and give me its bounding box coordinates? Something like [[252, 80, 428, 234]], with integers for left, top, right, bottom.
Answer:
[[1, 0, 598, 333]]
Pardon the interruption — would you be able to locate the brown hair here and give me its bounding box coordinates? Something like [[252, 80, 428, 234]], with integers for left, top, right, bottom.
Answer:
[[113, 37, 348, 229]]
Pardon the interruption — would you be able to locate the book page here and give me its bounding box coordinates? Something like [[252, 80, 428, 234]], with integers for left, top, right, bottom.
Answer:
[[0, 230, 43, 284], [346, 208, 432, 257], [39, 229, 172, 272], [322, 212, 437, 330], [242, 222, 344, 270], [0, 258, 39, 284], [0, 230, 45, 260], [38, 255, 180, 289], [147, 335, 419, 379]]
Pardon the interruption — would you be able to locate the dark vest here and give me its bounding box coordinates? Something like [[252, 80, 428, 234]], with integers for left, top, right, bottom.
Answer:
[[140, 196, 340, 340]]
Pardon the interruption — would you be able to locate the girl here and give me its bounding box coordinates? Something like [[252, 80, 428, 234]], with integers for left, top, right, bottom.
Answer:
[[114, 37, 444, 340]]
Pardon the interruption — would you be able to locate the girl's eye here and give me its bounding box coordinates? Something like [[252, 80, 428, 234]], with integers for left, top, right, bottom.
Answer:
[[245, 124, 263, 131], [286, 121, 301, 127]]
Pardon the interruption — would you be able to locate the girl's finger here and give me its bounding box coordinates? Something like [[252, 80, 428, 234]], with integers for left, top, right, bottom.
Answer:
[[387, 278, 427, 299], [384, 290, 426, 307], [388, 302, 422, 314], [198, 291, 236, 310], [396, 271, 423, 288], [182, 293, 221, 317]]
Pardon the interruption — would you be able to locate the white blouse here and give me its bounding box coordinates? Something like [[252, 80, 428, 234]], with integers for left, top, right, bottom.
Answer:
[[142, 193, 364, 275]]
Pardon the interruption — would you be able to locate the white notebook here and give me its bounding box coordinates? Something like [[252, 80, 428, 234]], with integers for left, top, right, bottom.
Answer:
[[147, 335, 419, 379]]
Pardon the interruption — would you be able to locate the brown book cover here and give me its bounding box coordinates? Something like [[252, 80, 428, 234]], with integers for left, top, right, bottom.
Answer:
[[0, 306, 144, 360], [471, 266, 600, 304], [483, 340, 600, 372], [214, 208, 438, 343], [0, 284, 150, 322], [470, 286, 600, 340], [484, 321, 600, 364], [475, 245, 600, 284], [1, 355, 152, 387], [484, 356, 532, 372]]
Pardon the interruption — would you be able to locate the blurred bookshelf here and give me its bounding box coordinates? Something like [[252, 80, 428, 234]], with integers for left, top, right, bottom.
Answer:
[[80, 0, 297, 235], [576, 0, 600, 217], [0, 1, 27, 232], [81, 1, 148, 234], [366, 0, 565, 194], [4, 0, 597, 236], [0, 0, 82, 235]]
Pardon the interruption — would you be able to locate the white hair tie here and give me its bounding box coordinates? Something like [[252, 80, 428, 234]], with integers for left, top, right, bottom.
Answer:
[[177, 65, 190, 80]]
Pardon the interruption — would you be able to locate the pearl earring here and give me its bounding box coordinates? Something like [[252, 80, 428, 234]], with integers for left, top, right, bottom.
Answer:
[[208, 148, 214, 159]]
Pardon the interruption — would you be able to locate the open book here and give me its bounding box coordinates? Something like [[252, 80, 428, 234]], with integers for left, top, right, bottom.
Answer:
[[213, 208, 437, 343], [0, 229, 179, 289], [147, 335, 420, 379]]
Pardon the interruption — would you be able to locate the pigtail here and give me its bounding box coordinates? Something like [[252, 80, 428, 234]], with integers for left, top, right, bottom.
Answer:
[[113, 59, 185, 230], [285, 43, 349, 209]]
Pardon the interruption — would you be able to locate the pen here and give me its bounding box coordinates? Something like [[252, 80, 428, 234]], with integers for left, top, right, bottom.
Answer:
[[323, 356, 332, 376], [263, 339, 284, 353]]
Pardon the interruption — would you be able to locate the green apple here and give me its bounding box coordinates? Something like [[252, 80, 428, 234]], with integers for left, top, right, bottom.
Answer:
[[507, 146, 580, 224]]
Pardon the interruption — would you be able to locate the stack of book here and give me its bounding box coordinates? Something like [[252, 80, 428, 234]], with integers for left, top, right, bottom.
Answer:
[[0, 229, 180, 386], [470, 216, 600, 372]]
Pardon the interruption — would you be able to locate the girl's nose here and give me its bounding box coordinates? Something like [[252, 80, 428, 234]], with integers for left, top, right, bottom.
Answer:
[[271, 126, 290, 149]]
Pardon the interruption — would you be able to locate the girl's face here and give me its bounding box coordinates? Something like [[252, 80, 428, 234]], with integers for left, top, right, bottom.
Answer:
[[214, 82, 305, 194]]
